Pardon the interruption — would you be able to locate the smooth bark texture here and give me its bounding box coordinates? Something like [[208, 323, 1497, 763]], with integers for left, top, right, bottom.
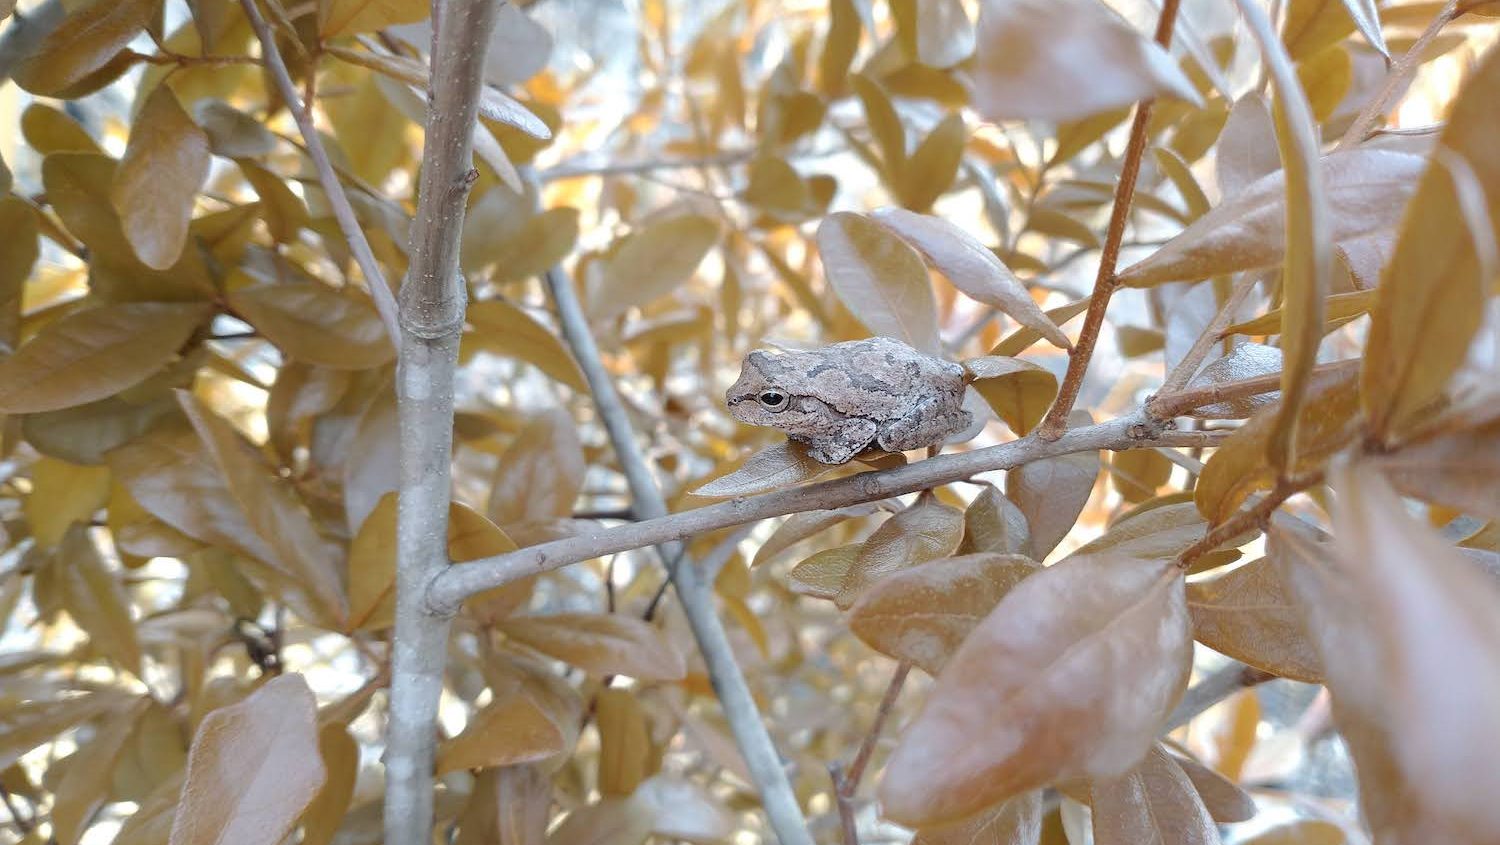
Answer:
[[384, 0, 498, 843]]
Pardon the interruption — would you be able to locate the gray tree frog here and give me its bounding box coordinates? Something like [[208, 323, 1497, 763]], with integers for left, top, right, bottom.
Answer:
[[726, 336, 972, 465]]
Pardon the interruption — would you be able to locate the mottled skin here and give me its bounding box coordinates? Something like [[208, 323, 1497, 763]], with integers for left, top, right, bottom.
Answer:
[[726, 336, 972, 464]]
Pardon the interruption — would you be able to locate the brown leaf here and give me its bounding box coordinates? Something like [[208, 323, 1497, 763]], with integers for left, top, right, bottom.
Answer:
[[299, 723, 358, 845], [877, 208, 1069, 348], [912, 791, 1042, 845], [878, 553, 1192, 826], [959, 484, 1030, 556], [498, 613, 686, 681], [0, 692, 133, 771], [229, 283, 394, 370], [1075, 501, 1242, 573], [691, 441, 834, 498], [970, 0, 1199, 122], [1188, 558, 1323, 682], [591, 215, 718, 320], [170, 674, 327, 845], [0, 197, 37, 350], [848, 552, 1040, 674], [752, 504, 880, 567], [1374, 419, 1500, 522], [21, 102, 103, 155], [991, 297, 1091, 357], [1007, 450, 1099, 559], [1110, 448, 1174, 503], [817, 211, 942, 354], [0, 302, 209, 414], [320, 0, 428, 37], [1171, 752, 1258, 823], [456, 765, 550, 845], [193, 100, 277, 158], [788, 543, 861, 600], [1217, 95, 1280, 198], [1223, 289, 1375, 338], [436, 687, 566, 774], [596, 688, 654, 796], [1362, 45, 1500, 439], [899, 114, 965, 213], [489, 410, 585, 527], [964, 356, 1057, 436], [1118, 150, 1422, 286], [852, 73, 907, 184], [1090, 745, 1218, 845], [112, 85, 210, 270], [50, 697, 150, 845], [836, 492, 964, 608], [13, 0, 155, 95], [56, 525, 144, 676], [1240, 820, 1347, 844], [1183, 342, 1287, 420], [546, 797, 655, 845]]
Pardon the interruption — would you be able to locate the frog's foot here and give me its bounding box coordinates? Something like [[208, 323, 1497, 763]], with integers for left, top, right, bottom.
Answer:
[[877, 396, 972, 453], [801, 418, 878, 465]]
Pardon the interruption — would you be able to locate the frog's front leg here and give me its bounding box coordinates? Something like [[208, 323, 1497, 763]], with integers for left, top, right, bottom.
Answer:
[[801, 417, 879, 465], [876, 394, 970, 453]]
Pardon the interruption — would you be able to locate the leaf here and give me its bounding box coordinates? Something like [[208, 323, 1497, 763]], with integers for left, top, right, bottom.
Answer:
[[1171, 752, 1257, 822], [1195, 369, 1357, 523], [899, 114, 965, 213], [178, 393, 347, 628], [1027, 208, 1099, 249], [836, 492, 964, 608], [237, 161, 309, 243], [1241, 821, 1347, 845], [992, 297, 1091, 357], [169, 674, 327, 845], [1217, 95, 1280, 198], [1182, 342, 1287, 419], [299, 723, 358, 845], [12, 0, 156, 95], [1110, 448, 1173, 503], [547, 797, 655, 845], [1076, 501, 1242, 574], [229, 283, 394, 370], [970, 0, 1200, 123], [877, 553, 1192, 826], [56, 525, 144, 676], [817, 211, 941, 354], [320, 0, 427, 37], [1298, 46, 1352, 122], [1007, 451, 1099, 559], [1276, 464, 1500, 842], [1118, 150, 1423, 286], [788, 544, 861, 600], [0, 197, 37, 350], [498, 614, 686, 681], [456, 765, 550, 845], [1187, 557, 1323, 682], [873, 208, 1069, 348], [0, 692, 131, 770], [1090, 745, 1218, 845], [816, 0, 860, 96], [1374, 420, 1500, 522], [1223, 289, 1375, 337], [849, 552, 1040, 674], [193, 100, 277, 159], [112, 85, 210, 270], [20, 103, 102, 156], [51, 697, 150, 845], [24, 457, 110, 547], [692, 441, 835, 498], [488, 410, 585, 527], [436, 687, 566, 774], [635, 775, 735, 844], [852, 73, 907, 183], [965, 356, 1058, 436], [0, 302, 210, 414], [591, 215, 718, 320], [912, 792, 1042, 845], [958, 485, 1030, 556], [913, 0, 975, 67], [596, 688, 653, 796], [464, 297, 587, 392], [1362, 45, 1500, 439], [752, 504, 880, 566]]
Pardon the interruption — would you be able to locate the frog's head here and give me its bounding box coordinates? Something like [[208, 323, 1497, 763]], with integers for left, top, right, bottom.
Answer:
[[726, 350, 797, 427]]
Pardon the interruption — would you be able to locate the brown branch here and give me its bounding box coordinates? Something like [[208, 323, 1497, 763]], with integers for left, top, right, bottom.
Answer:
[[1036, 0, 1184, 440], [237, 0, 402, 345], [1175, 472, 1324, 570], [843, 662, 911, 792], [827, 764, 861, 845], [1335, 0, 1461, 151], [1148, 359, 1361, 420], [1156, 276, 1260, 397]]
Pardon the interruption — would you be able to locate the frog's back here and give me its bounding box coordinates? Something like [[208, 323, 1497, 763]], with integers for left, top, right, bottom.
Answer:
[[804, 337, 961, 417]]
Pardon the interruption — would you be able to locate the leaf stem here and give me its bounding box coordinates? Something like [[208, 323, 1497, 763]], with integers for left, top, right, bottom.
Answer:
[[237, 0, 403, 345], [1175, 472, 1323, 570], [1036, 0, 1184, 440]]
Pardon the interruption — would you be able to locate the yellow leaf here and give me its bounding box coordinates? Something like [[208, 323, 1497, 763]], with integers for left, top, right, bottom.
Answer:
[[852, 73, 907, 184], [299, 723, 358, 845], [836, 491, 964, 608], [1297, 45, 1352, 122], [170, 674, 327, 845], [24, 457, 109, 548], [112, 86, 209, 270], [591, 215, 718, 320], [965, 355, 1058, 436], [436, 688, 566, 774], [464, 299, 586, 391], [20, 103, 102, 155], [788, 543, 861, 600], [319, 0, 427, 38], [0, 302, 210, 414], [596, 689, 654, 797], [877, 553, 1192, 826], [816, 0, 860, 96], [1110, 447, 1173, 503], [229, 282, 394, 370], [13, 0, 156, 95]]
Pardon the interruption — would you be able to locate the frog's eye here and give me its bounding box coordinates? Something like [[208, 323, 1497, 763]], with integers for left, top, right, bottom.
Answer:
[[758, 390, 789, 411]]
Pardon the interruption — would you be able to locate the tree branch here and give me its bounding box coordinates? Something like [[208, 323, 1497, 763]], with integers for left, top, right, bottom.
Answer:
[[238, 0, 402, 345], [1036, 0, 1184, 439], [1148, 359, 1360, 420], [383, 0, 498, 843], [1157, 276, 1260, 396], [1335, 0, 1461, 151], [521, 174, 816, 845], [428, 410, 1178, 608], [1165, 661, 1275, 732]]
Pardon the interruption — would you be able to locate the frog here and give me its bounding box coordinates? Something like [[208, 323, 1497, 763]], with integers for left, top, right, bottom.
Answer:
[[725, 336, 973, 465]]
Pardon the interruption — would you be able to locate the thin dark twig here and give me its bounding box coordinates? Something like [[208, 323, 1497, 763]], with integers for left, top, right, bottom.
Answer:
[[828, 763, 861, 845], [842, 662, 912, 794], [1176, 472, 1324, 569], [1037, 0, 1184, 439]]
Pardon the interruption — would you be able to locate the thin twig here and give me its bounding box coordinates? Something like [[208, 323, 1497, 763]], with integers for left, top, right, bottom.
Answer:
[[237, 0, 402, 345], [1156, 276, 1261, 396], [428, 410, 1178, 608], [842, 662, 911, 793], [1037, 0, 1184, 439], [1176, 472, 1323, 569], [1165, 662, 1276, 731], [1149, 359, 1360, 420], [1335, 0, 1461, 151]]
